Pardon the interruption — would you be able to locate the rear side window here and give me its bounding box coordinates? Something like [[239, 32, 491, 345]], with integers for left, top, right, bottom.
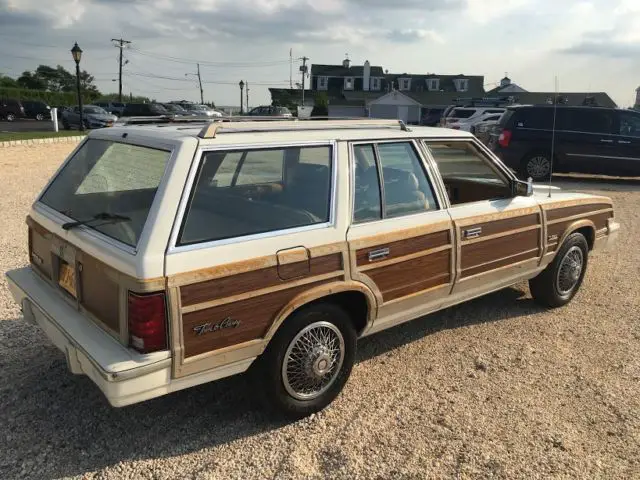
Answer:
[[619, 111, 640, 137], [557, 109, 614, 134], [450, 108, 476, 119], [178, 146, 332, 245], [352, 142, 438, 223], [514, 108, 554, 129]]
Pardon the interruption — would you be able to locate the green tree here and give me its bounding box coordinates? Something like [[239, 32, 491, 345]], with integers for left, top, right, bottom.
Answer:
[[17, 70, 46, 90], [0, 75, 18, 88]]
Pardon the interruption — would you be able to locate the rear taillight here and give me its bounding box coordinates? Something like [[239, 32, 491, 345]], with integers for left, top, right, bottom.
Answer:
[[498, 129, 512, 148], [128, 291, 167, 353]]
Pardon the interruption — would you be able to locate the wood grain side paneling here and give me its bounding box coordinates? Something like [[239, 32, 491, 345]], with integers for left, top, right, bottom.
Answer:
[[366, 249, 451, 302], [462, 213, 539, 238], [182, 279, 331, 357], [546, 203, 611, 222], [356, 230, 450, 266], [463, 250, 539, 278], [29, 227, 53, 279], [461, 229, 539, 275], [546, 211, 613, 253], [180, 253, 343, 307], [79, 255, 120, 332]]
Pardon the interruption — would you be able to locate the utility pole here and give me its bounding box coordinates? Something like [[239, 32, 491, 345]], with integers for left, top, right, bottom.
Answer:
[[186, 64, 204, 104], [289, 48, 293, 89], [300, 56, 309, 107], [111, 38, 131, 103], [197, 63, 204, 104]]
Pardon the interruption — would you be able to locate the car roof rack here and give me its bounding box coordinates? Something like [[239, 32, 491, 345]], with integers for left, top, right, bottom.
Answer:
[[195, 118, 411, 139]]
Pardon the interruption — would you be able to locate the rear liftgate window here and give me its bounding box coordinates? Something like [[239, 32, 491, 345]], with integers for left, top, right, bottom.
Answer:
[[178, 145, 333, 245], [40, 139, 171, 247]]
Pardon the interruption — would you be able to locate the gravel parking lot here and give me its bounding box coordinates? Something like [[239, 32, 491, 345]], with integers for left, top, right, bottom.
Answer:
[[1, 143, 639, 479]]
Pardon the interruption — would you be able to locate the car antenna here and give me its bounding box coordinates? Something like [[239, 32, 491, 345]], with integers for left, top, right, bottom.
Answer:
[[548, 75, 559, 198]]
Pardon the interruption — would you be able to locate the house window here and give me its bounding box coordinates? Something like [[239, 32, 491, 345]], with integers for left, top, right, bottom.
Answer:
[[370, 77, 381, 91], [399, 78, 411, 91], [318, 76, 328, 90], [427, 79, 440, 91], [455, 79, 469, 92], [344, 77, 354, 90]]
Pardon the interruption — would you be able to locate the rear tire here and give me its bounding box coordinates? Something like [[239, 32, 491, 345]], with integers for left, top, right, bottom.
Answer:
[[35, 113, 44, 121], [529, 232, 589, 308], [258, 303, 356, 418], [520, 152, 552, 182], [6, 113, 15, 122]]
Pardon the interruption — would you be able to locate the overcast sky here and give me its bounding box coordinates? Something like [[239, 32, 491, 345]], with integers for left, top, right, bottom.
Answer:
[[1, 0, 639, 107]]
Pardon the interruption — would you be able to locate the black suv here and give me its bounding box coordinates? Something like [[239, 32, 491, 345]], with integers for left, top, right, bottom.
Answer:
[[121, 103, 169, 117], [492, 105, 640, 181], [22, 100, 51, 121], [0, 98, 26, 122]]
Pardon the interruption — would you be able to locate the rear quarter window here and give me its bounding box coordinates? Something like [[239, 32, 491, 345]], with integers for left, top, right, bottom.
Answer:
[[450, 109, 476, 119], [178, 145, 333, 246]]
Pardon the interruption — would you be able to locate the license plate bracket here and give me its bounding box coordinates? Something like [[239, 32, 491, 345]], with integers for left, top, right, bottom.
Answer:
[[58, 262, 77, 298]]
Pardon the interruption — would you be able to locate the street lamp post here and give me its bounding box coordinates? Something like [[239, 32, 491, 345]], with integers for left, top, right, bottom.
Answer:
[[239, 80, 244, 114], [71, 42, 84, 131]]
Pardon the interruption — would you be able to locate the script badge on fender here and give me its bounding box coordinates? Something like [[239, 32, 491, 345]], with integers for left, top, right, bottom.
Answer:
[[193, 317, 241, 336]]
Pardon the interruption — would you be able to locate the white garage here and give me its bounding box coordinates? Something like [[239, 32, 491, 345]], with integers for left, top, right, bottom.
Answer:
[[368, 91, 422, 124]]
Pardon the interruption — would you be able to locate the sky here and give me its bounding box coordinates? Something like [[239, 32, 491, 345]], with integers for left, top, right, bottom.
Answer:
[[1, 0, 639, 108]]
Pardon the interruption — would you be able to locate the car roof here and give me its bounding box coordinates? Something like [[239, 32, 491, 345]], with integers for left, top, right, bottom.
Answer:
[[92, 120, 473, 146]]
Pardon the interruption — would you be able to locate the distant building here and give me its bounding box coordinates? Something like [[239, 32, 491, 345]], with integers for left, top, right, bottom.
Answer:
[[485, 75, 528, 95], [635, 86, 640, 109]]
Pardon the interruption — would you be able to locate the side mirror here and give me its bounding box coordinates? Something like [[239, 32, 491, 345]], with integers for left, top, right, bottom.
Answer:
[[513, 177, 534, 197]]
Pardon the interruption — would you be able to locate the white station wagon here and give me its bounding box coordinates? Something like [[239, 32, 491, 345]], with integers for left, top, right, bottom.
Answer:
[[6, 119, 619, 417]]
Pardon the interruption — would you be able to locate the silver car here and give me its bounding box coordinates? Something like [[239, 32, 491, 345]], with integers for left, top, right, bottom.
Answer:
[[61, 105, 118, 130]]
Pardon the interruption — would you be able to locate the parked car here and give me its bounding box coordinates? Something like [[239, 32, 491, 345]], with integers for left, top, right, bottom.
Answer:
[[473, 116, 504, 145], [191, 104, 223, 117], [449, 112, 505, 134], [443, 107, 506, 129], [50, 105, 70, 120], [61, 105, 117, 130], [5, 119, 619, 417], [421, 107, 446, 126], [95, 101, 126, 116], [160, 103, 195, 116], [247, 105, 293, 117], [492, 105, 640, 181], [0, 98, 26, 122], [22, 100, 51, 121], [438, 105, 457, 126], [121, 103, 170, 117]]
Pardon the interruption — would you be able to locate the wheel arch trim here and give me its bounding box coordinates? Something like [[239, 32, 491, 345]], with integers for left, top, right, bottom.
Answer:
[[263, 281, 378, 344]]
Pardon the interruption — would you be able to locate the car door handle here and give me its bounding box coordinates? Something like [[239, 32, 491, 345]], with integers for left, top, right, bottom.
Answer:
[[618, 140, 632, 144], [600, 139, 613, 143], [368, 248, 390, 262], [464, 227, 482, 239]]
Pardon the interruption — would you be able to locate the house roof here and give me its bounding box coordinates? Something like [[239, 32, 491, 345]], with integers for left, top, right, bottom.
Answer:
[[311, 63, 385, 77], [500, 92, 617, 108], [384, 74, 485, 96]]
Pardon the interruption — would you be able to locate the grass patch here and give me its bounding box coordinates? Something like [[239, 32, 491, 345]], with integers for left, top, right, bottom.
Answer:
[[0, 131, 85, 142]]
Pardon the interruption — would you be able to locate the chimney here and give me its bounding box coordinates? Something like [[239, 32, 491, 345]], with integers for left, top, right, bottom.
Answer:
[[363, 60, 371, 91]]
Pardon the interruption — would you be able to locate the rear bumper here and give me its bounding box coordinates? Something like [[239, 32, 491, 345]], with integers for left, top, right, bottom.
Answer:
[[5, 266, 173, 407]]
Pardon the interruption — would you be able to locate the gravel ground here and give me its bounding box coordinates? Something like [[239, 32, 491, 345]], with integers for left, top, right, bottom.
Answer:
[[1, 144, 639, 480]]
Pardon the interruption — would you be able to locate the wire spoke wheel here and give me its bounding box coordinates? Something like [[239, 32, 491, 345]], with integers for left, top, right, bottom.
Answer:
[[527, 155, 551, 179], [556, 245, 584, 295], [282, 321, 345, 401]]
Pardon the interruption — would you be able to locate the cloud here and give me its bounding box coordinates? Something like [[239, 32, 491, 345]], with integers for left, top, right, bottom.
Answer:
[[385, 29, 444, 44], [559, 40, 640, 58]]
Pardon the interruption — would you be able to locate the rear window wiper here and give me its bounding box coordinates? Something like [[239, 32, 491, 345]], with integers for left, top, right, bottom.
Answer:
[[62, 212, 131, 231]]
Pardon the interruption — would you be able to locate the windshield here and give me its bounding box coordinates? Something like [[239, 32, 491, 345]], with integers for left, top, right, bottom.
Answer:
[[39, 139, 171, 248], [84, 106, 107, 114]]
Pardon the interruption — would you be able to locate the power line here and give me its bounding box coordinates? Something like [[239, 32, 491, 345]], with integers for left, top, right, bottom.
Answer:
[[127, 47, 298, 68]]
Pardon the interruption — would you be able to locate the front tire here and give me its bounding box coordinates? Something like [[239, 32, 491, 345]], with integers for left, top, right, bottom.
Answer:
[[259, 303, 356, 418], [521, 152, 553, 182], [6, 113, 15, 122], [530, 232, 589, 308], [35, 113, 44, 121]]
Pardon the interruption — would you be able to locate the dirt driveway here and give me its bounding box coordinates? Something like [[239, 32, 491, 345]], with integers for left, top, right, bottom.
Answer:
[[0, 144, 638, 479]]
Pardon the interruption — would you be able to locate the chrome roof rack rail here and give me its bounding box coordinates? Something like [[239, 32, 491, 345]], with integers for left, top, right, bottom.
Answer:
[[196, 118, 410, 139]]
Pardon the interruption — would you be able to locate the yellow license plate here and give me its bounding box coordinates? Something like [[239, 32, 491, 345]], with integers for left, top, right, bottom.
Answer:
[[58, 262, 77, 298]]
